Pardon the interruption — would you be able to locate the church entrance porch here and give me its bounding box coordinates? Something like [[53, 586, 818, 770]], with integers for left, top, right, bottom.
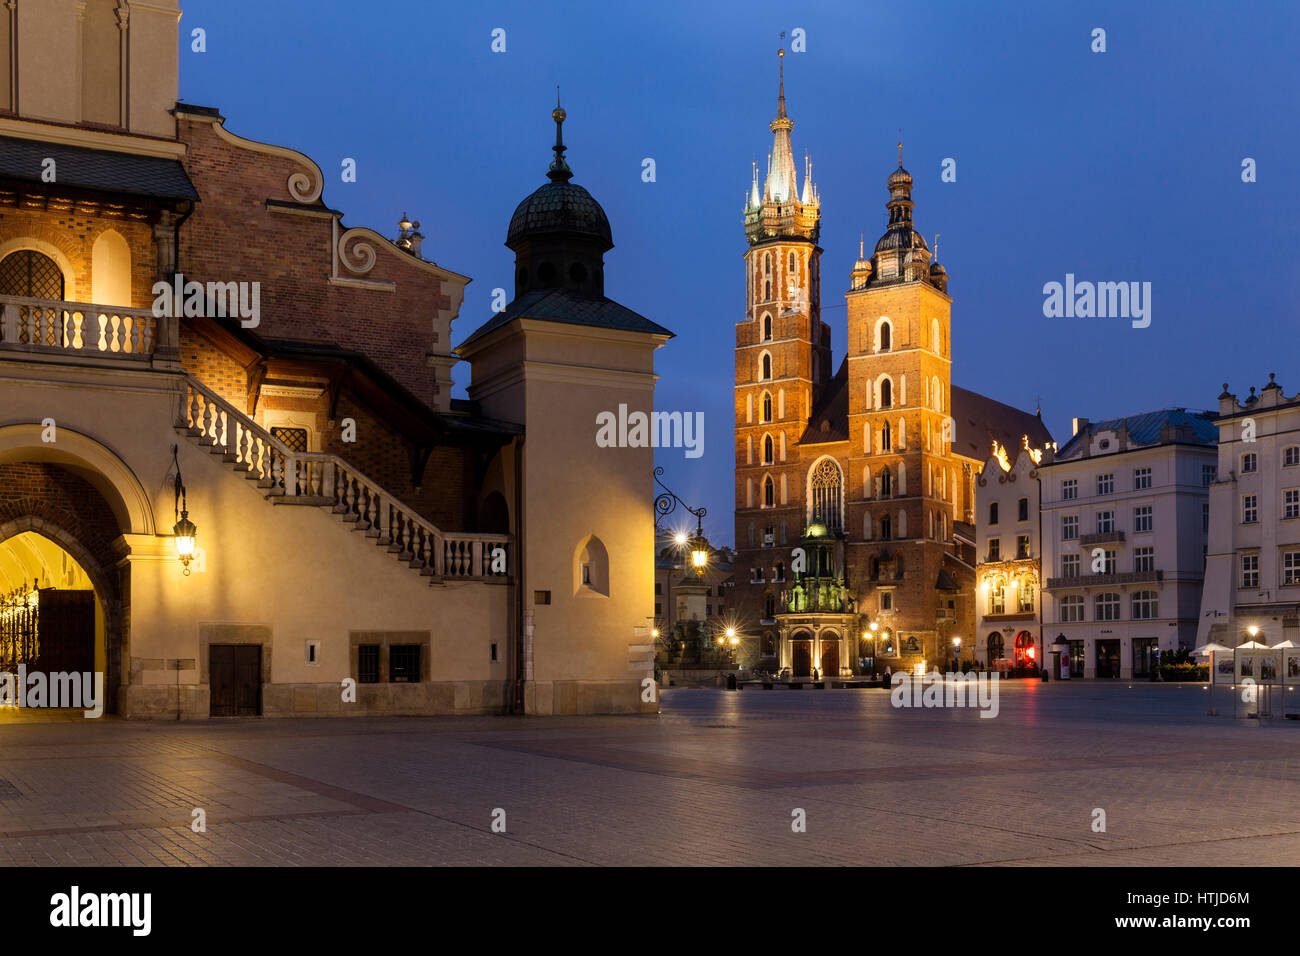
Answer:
[[792, 639, 812, 678]]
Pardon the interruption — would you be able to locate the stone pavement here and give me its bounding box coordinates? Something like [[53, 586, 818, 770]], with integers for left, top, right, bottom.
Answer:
[[0, 680, 1297, 865]]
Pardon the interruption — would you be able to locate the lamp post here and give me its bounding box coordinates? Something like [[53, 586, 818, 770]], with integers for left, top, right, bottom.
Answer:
[[870, 621, 880, 679], [952, 636, 962, 673]]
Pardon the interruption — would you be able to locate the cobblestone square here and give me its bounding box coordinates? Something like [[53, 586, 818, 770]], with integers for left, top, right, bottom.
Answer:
[[0, 681, 1295, 866]]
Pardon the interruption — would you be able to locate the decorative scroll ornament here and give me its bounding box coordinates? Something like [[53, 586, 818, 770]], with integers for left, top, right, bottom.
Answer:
[[653, 466, 706, 530], [338, 228, 377, 274], [287, 170, 322, 204]]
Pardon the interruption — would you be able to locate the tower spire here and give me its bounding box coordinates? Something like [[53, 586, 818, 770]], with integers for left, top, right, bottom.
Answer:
[[548, 86, 572, 183], [777, 48, 787, 119]]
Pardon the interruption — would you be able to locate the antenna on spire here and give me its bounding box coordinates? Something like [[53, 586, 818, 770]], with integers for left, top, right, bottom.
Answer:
[[933, 233, 941, 262], [859, 231, 864, 258], [897, 134, 904, 167]]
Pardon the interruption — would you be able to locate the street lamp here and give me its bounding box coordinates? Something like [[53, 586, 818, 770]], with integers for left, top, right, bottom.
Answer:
[[171, 445, 197, 576], [870, 621, 880, 678], [952, 636, 962, 672]]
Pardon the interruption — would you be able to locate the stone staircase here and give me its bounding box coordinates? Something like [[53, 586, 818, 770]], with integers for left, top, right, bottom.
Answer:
[[176, 375, 510, 584]]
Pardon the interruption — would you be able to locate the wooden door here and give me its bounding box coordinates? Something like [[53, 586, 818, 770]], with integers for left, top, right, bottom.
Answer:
[[820, 641, 839, 679], [792, 641, 812, 677], [210, 645, 261, 716]]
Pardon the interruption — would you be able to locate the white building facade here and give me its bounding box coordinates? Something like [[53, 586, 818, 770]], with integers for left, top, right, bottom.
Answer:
[[974, 441, 1047, 673], [1197, 376, 1300, 649], [1040, 411, 1216, 678]]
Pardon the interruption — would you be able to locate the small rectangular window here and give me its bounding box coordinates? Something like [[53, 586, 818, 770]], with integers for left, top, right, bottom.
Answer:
[[1285, 489, 1300, 520], [1062, 479, 1077, 500], [1243, 495, 1258, 524], [1134, 467, 1152, 490], [1061, 554, 1080, 577], [1241, 554, 1259, 589], [1203, 465, 1217, 486], [1286, 447, 1300, 468], [1097, 474, 1114, 495], [989, 502, 999, 525], [1062, 515, 1078, 540], [1134, 546, 1155, 573], [389, 645, 421, 683], [1017, 498, 1029, 522], [358, 645, 380, 684], [491, 642, 498, 662], [1016, 534, 1030, 559], [1133, 506, 1152, 533], [534, 590, 551, 605], [1242, 453, 1258, 473]]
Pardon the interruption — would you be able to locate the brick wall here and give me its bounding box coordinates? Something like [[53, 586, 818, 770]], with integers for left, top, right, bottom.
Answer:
[[177, 114, 459, 407], [0, 463, 123, 579]]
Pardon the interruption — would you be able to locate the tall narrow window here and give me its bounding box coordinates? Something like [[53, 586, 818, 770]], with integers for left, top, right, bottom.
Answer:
[[810, 458, 843, 532], [762, 354, 772, 380], [763, 435, 774, 464], [881, 467, 892, 498], [764, 477, 774, 508], [763, 314, 772, 341], [882, 421, 892, 451], [880, 322, 891, 351], [762, 392, 772, 423], [880, 378, 892, 408]]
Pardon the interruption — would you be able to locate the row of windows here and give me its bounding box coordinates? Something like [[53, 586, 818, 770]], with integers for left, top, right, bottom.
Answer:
[[1060, 506, 1155, 539], [1240, 447, 1300, 472], [1241, 551, 1300, 588], [986, 586, 1035, 614], [1240, 490, 1300, 522], [1061, 466, 1213, 500], [1056, 592, 1160, 622], [1056, 546, 1156, 577], [988, 498, 1030, 524], [986, 535, 1032, 561]]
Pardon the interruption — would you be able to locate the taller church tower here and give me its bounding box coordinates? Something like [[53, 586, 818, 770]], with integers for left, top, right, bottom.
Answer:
[[734, 51, 829, 636]]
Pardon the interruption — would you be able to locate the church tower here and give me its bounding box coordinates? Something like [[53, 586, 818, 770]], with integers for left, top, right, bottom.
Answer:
[[734, 50, 829, 640], [843, 149, 963, 668]]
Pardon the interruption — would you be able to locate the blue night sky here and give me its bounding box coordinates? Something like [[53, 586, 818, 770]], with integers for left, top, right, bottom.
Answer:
[[180, 0, 1299, 547]]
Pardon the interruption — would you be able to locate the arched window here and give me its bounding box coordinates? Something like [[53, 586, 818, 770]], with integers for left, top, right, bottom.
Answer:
[[881, 467, 892, 498], [763, 435, 774, 464], [0, 250, 64, 300], [574, 535, 610, 597], [987, 633, 1005, 661], [880, 514, 892, 540], [774, 561, 785, 582], [880, 378, 892, 408], [810, 458, 843, 532], [761, 353, 772, 380], [762, 392, 773, 423], [763, 313, 772, 340], [765, 252, 771, 276], [931, 318, 941, 355], [764, 280, 771, 300], [879, 321, 891, 351], [882, 421, 892, 451], [788, 251, 796, 273], [763, 476, 774, 508]]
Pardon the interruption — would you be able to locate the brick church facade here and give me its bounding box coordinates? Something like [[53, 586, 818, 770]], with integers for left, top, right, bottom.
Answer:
[[734, 52, 1051, 677]]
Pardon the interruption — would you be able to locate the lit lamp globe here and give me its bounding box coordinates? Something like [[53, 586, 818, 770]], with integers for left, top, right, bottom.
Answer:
[[689, 530, 709, 572], [173, 511, 197, 575], [726, 627, 739, 647]]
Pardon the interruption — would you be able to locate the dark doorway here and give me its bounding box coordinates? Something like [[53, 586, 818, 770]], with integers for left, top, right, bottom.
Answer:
[[1096, 640, 1121, 679], [210, 645, 262, 716], [1132, 638, 1158, 678], [34, 589, 95, 680], [820, 640, 839, 679], [792, 640, 812, 677]]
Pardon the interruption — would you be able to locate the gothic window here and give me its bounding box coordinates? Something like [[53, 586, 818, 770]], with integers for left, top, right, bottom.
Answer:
[[881, 467, 892, 498], [765, 252, 771, 276], [764, 280, 771, 301], [879, 321, 891, 351], [762, 392, 773, 423], [0, 250, 63, 300], [880, 378, 892, 408], [761, 353, 772, 380], [763, 314, 772, 341], [882, 421, 892, 451], [763, 435, 774, 464], [788, 251, 796, 273], [764, 593, 776, 619], [880, 514, 892, 540], [810, 458, 843, 532], [764, 476, 774, 508]]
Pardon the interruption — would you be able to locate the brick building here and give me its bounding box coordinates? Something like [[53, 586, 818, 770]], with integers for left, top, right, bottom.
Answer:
[[0, 1, 667, 717], [733, 52, 1050, 677]]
